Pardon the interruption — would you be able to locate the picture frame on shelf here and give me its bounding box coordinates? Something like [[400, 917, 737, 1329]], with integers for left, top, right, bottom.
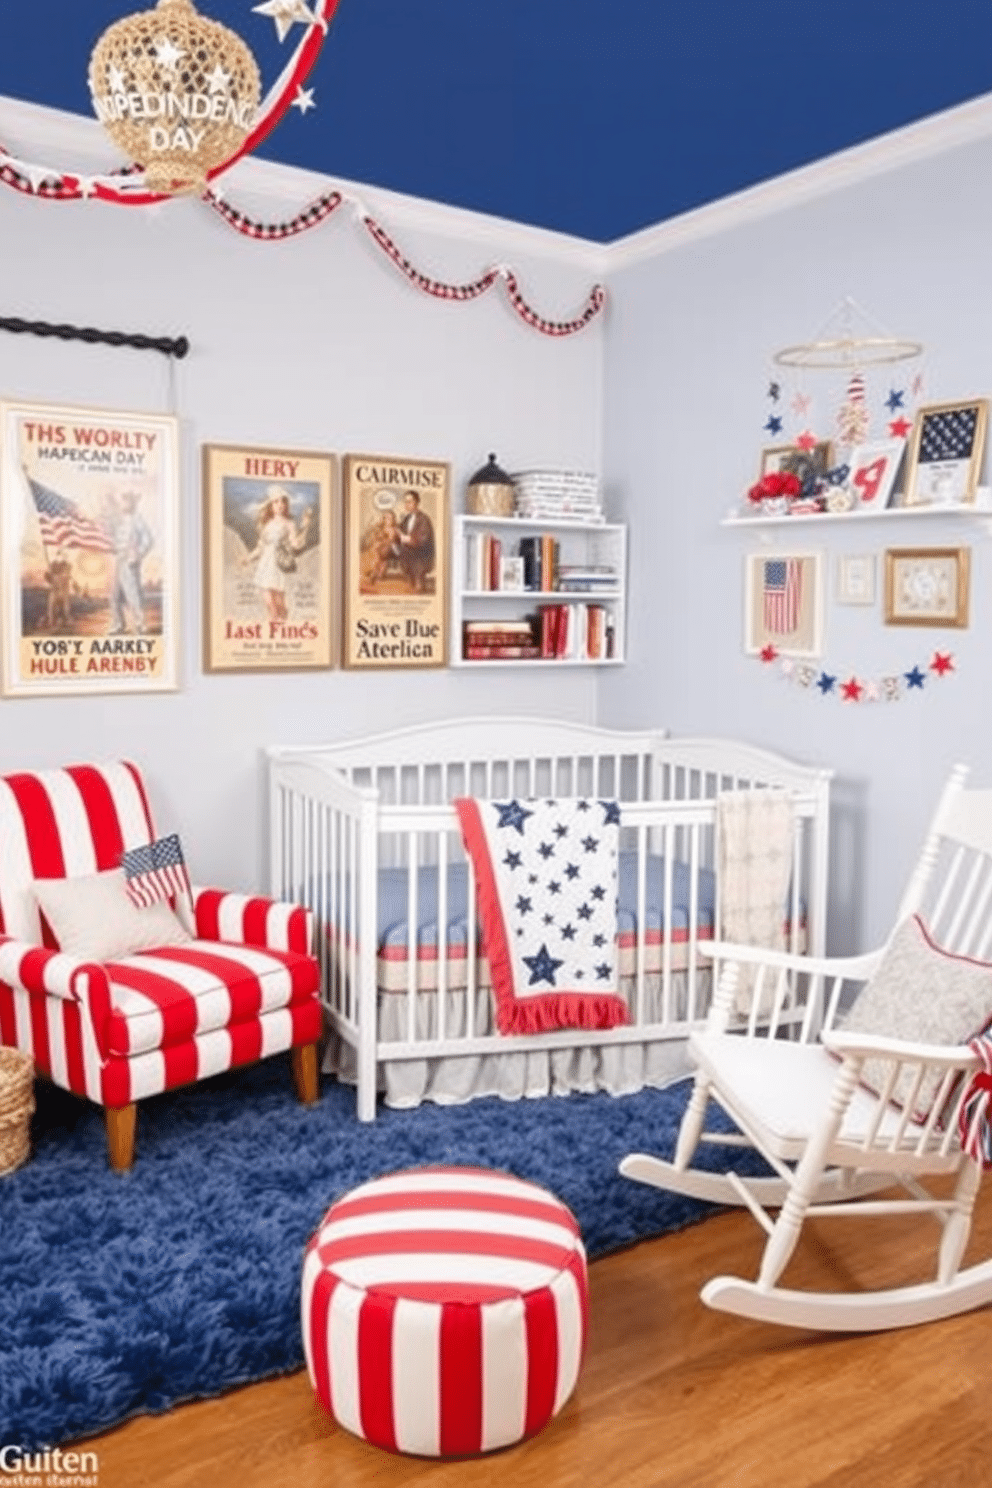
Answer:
[[900, 399, 988, 507], [202, 443, 336, 674], [499, 555, 525, 591], [342, 452, 449, 670], [744, 550, 823, 657], [884, 546, 970, 628], [761, 441, 832, 497], [847, 438, 906, 510], [836, 553, 877, 606], [0, 397, 180, 698]]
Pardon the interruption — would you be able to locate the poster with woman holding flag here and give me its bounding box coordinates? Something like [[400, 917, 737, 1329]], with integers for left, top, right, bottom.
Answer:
[[0, 398, 179, 696]]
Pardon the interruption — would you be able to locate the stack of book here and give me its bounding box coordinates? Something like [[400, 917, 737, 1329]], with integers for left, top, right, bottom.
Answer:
[[536, 603, 615, 660], [462, 618, 540, 661], [511, 470, 604, 524], [557, 562, 619, 594]]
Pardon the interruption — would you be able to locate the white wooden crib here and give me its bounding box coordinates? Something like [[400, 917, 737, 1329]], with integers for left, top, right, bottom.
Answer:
[[267, 717, 832, 1120]]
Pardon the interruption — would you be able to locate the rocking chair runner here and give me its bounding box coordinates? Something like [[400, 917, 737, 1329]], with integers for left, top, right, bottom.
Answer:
[[621, 763, 992, 1332]]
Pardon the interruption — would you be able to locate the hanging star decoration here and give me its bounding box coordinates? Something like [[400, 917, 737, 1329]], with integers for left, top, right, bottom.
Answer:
[[794, 430, 820, 451], [836, 370, 870, 447], [889, 416, 913, 438], [755, 648, 955, 702], [791, 392, 812, 417], [768, 381, 781, 401], [885, 389, 905, 412], [253, 0, 325, 43], [764, 413, 783, 435]]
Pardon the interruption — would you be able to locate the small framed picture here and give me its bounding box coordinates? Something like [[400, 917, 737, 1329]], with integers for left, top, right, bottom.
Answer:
[[761, 441, 832, 497], [847, 439, 905, 510], [901, 399, 988, 507], [499, 555, 525, 591], [744, 550, 823, 657], [836, 554, 876, 606], [884, 547, 970, 627]]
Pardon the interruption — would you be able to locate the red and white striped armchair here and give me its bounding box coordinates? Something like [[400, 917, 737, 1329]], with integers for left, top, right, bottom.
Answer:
[[0, 760, 323, 1169]]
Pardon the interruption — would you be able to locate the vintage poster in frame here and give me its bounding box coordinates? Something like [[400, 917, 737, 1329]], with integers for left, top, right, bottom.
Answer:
[[884, 546, 970, 627], [202, 443, 335, 673], [901, 399, 988, 507], [0, 398, 179, 697], [744, 550, 823, 657], [342, 452, 449, 670]]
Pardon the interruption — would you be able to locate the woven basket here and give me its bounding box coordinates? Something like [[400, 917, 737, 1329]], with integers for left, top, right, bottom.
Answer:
[[0, 1047, 35, 1176]]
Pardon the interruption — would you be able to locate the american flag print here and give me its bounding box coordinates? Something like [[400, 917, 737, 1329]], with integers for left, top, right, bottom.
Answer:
[[918, 407, 978, 464], [763, 558, 802, 635], [121, 832, 191, 909], [455, 796, 629, 1034], [28, 476, 115, 554]]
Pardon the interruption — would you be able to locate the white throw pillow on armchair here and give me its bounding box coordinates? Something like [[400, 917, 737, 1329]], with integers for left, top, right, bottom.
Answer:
[[33, 868, 193, 962]]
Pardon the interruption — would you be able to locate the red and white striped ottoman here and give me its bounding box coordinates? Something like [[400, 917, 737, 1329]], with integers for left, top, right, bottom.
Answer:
[[301, 1166, 588, 1456]]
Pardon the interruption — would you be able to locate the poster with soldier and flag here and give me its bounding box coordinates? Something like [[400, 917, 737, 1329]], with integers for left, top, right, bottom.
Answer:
[[0, 399, 179, 696]]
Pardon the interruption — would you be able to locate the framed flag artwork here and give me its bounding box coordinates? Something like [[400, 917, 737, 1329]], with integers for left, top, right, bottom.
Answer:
[[744, 550, 823, 657], [901, 399, 988, 507], [0, 398, 180, 697], [847, 438, 906, 510]]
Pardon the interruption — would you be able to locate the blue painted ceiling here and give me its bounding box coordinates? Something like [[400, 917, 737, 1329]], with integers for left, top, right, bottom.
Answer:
[[2, 0, 992, 242]]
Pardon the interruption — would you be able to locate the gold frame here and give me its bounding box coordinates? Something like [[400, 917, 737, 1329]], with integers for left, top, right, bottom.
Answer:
[[884, 547, 970, 628], [202, 443, 336, 673], [901, 399, 988, 507], [342, 452, 449, 670], [760, 441, 833, 494], [0, 397, 180, 697]]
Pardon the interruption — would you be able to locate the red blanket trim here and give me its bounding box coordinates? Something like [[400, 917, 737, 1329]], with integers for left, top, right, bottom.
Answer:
[[454, 798, 629, 1037]]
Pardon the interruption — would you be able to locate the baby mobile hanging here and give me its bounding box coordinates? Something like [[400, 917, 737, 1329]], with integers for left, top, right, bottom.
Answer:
[[0, 0, 604, 337], [745, 297, 925, 516]]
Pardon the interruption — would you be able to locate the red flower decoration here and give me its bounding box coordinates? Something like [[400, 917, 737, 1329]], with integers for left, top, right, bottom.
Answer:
[[747, 471, 802, 504]]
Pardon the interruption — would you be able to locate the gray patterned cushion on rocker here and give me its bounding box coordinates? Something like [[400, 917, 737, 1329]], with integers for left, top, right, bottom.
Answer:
[[841, 913, 992, 1117]]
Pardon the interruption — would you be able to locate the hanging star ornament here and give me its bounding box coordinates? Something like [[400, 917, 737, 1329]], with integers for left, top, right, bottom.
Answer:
[[885, 389, 905, 412], [889, 416, 913, 438], [291, 85, 317, 114], [840, 677, 864, 702], [930, 652, 955, 676], [791, 392, 812, 417], [764, 414, 783, 435], [768, 381, 781, 401], [253, 0, 324, 43], [795, 430, 819, 451]]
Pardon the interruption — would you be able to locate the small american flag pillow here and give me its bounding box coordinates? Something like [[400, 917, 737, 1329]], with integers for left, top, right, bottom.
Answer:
[[121, 833, 191, 910]]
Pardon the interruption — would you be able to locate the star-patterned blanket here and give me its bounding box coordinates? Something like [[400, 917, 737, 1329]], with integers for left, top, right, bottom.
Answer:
[[454, 796, 630, 1035]]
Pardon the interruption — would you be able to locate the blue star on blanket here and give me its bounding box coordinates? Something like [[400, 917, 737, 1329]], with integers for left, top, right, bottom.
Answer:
[[454, 796, 629, 1035]]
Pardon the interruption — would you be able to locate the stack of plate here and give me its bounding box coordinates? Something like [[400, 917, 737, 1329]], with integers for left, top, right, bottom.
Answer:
[[511, 469, 604, 523]]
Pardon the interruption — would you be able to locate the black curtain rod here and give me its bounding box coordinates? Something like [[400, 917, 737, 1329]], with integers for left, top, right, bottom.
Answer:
[[0, 315, 189, 359]]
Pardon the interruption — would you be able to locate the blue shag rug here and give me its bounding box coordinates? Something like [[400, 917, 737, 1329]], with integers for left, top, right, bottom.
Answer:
[[0, 1057, 743, 1449]]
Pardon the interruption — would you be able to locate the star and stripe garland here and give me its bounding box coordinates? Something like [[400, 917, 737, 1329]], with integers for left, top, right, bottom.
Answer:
[[755, 645, 956, 702]]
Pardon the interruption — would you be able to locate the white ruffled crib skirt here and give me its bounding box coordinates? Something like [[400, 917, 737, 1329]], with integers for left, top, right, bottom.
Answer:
[[324, 971, 703, 1109]]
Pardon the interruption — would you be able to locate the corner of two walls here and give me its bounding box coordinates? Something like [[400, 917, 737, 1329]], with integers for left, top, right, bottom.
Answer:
[[599, 129, 992, 952]]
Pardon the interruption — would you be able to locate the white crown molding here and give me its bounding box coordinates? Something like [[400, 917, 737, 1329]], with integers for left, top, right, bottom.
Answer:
[[0, 94, 609, 273], [604, 91, 992, 271]]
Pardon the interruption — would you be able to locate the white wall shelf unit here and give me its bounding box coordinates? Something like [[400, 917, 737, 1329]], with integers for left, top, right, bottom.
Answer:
[[451, 513, 627, 667], [722, 495, 992, 530]]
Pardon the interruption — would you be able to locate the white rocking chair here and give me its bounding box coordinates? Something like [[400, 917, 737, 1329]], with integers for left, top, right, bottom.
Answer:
[[621, 763, 992, 1332]]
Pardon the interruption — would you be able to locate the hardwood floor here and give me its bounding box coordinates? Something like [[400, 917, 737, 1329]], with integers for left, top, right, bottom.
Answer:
[[81, 1178, 992, 1488]]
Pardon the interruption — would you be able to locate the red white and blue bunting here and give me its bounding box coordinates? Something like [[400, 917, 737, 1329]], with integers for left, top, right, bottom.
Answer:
[[0, 0, 606, 338], [755, 645, 956, 702]]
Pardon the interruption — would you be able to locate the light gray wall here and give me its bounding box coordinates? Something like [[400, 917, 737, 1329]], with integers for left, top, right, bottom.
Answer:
[[599, 132, 992, 952], [0, 156, 605, 892]]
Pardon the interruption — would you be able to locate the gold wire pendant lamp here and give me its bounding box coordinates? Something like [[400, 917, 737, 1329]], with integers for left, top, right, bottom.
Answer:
[[88, 0, 262, 196]]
